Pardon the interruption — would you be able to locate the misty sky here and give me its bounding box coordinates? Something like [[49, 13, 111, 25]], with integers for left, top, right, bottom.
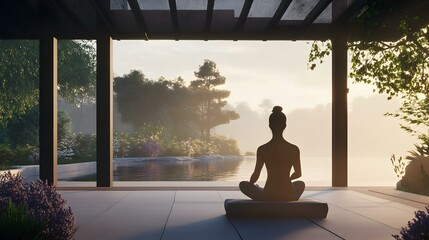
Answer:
[[112, 40, 417, 157]]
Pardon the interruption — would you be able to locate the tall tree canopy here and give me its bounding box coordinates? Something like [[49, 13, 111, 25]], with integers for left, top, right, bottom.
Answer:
[[0, 40, 96, 127], [309, 12, 429, 145], [190, 59, 239, 140], [114, 60, 239, 140], [114, 70, 198, 139]]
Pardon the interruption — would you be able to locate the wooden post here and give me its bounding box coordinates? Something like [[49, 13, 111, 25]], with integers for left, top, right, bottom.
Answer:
[[96, 34, 113, 187], [331, 35, 348, 187], [39, 35, 58, 186]]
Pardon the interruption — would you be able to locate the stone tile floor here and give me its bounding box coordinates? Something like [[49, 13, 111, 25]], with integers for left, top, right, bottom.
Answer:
[[58, 185, 429, 240]]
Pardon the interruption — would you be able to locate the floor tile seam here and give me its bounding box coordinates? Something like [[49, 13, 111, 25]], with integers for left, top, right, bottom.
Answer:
[[306, 219, 345, 240], [368, 189, 429, 206], [160, 190, 176, 240], [318, 190, 415, 214], [313, 196, 400, 231], [69, 192, 133, 228], [76, 191, 134, 227], [347, 190, 419, 213]]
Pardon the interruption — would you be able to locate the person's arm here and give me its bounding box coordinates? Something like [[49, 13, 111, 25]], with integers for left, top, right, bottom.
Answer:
[[290, 147, 302, 181], [250, 148, 264, 184]]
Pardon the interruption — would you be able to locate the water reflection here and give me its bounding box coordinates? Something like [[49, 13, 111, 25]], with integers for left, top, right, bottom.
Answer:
[[115, 157, 244, 181], [73, 156, 246, 181]]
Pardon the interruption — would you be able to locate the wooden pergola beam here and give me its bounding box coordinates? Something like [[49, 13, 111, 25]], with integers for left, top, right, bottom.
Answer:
[[235, 0, 253, 32], [332, 0, 348, 187], [334, 0, 367, 24], [127, 0, 148, 40], [39, 34, 58, 186], [96, 34, 113, 187], [205, 0, 215, 33], [168, 0, 179, 37], [304, 0, 333, 26], [266, 0, 293, 31], [47, 0, 88, 30], [89, 0, 117, 35]]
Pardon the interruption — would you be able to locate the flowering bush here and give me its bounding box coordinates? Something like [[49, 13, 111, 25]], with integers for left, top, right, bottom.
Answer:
[[188, 139, 218, 157], [58, 138, 76, 162], [393, 206, 429, 240], [141, 141, 162, 157], [0, 172, 76, 239]]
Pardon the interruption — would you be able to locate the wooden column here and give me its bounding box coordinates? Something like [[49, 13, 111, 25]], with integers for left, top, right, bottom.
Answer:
[[96, 34, 113, 187], [39, 35, 58, 186], [332, 36, 348, 187]]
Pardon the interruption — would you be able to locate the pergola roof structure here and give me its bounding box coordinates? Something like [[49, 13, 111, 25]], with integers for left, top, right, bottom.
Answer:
[[2, 0, 429, 188], [2, 0, 429, 41]]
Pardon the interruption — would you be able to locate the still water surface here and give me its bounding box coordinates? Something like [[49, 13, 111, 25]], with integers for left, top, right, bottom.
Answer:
[[71, 156, 398, 186]]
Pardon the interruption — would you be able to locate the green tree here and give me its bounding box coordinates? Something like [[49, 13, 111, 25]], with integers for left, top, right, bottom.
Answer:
[[190, 59, 239, 140], [0, 40, 96, 128], [114, 70, 198, 139], [5, 105, 72, 147], [308, 10, 429, 146]]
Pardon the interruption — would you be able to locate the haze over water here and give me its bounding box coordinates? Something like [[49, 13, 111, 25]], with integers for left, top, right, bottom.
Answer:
[[109, 40, 416, 186]]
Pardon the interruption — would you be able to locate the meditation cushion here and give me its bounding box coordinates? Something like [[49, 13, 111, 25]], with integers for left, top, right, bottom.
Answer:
[[224, 199, 328, 219]]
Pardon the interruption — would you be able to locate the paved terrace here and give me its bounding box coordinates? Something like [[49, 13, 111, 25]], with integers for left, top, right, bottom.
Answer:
[[58, 183, 429, 240]]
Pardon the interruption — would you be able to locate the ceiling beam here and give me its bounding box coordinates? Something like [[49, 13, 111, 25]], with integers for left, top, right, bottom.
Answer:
[[127, 0, 148, 40], [16, 0, 40, 23], [205, 0, 215, 33], [168, 0, 179, 37], [334, 0, 368, 24], [89, 0, 117, 35], [47, 0, 88, 31], [235, 0, 253, 32], [304, 0, 333, 26], [266, 0, 292, 31]]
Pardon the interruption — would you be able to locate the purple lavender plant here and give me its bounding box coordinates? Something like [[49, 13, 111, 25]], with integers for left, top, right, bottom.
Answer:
[[393, 206, 429, 240], [142, 141, 162, 157], [0, 171, 27, 209], [0, 172, 76, 239]]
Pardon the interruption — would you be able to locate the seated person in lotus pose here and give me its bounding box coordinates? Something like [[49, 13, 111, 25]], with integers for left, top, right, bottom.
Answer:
[[240, 106, 305, 202]]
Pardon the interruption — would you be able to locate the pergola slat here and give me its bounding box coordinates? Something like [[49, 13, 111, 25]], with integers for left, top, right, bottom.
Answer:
[[16, 0, 40, 23], [304, 0, 333, 26], [266, 0, 293, 31], [235, 0, 253, 32], [334, 0, 368, 24], [168, 0, 179, 37], [205, 0, 215, 33], [89, 0, 117, 35], [127, 0, 148, 40], [47, 0, 88, 30]]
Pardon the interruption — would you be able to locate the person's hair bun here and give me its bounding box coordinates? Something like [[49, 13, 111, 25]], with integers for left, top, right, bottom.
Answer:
[[272, 106, 283, 113]]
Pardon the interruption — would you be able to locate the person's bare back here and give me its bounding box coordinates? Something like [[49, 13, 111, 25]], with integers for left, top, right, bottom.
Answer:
[[240, 106, 305, 202]]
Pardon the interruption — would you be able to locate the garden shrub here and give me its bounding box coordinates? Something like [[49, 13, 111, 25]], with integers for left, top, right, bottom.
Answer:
[[141, 141, 162, 157], [188, 139, 218, 156], [0, 172, 76, 239], [163, 138, 190, 156], [393, 206, 429, 240], [58, 138, 76, 163], [211, 135, 240, 156], [73, 133, 96, 162], [244, 151, 256, 156], [12, 144, 38, 165], [0, 144, 13, 166], [113, 132, 131, 157]]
